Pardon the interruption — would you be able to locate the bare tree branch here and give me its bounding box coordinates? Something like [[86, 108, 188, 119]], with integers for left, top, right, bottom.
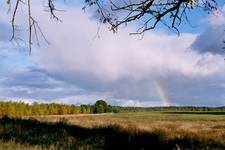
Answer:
[[10, 0, 20, 41], [8, 0, 59, 55], [28, 0, 32, 55], [85, 0, 217, 34], [6, 0, 219, 55]]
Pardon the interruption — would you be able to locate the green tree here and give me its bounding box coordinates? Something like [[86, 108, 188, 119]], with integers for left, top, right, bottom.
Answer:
[[94, 100, 108, 113]]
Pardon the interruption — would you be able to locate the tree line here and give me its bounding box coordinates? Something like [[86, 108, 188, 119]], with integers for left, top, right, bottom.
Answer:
[[0, 100, 114, 117], [112, 106, 225, 112], [0, 100, 224, 117]]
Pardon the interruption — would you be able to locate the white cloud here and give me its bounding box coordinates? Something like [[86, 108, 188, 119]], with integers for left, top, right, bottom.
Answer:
[[0, 2, 225, 106], [118, 99, 164, 107], [29, 3, 225, 105], [30, 4, 224, 81]]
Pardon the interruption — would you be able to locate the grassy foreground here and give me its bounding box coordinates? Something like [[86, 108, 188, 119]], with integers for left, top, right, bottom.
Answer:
[[0, 111, 225, 150]]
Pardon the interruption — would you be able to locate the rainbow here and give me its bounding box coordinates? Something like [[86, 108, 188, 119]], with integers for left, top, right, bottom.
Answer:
[[153, 80, 170, 106]]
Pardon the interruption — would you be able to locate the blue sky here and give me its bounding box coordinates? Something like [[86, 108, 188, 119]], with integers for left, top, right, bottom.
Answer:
[[0, 1, 225, 106]]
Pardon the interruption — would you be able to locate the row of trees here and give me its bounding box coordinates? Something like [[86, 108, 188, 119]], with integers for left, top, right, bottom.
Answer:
[[112, 106, 225, 112], [1, 100, 224, 117], [0, 100, 114, 117]]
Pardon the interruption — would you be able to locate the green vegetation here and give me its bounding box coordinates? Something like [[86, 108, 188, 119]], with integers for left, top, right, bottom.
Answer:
[[0, 101, 224, 117], [112, 106, 225, 112], [94, 100, 110, 113], [0, 100, 114, 117]]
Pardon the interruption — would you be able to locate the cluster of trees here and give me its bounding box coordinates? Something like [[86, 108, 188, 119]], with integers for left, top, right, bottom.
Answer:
[[93, 100, 114, 113], [0, 100, 114, 117]]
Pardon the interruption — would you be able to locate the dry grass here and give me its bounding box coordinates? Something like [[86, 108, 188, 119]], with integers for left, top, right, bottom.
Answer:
[[28, 112, 225, 147], [1, 111, 224, 149]]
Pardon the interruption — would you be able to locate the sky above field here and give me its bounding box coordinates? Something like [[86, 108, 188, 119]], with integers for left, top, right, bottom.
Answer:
[[0, 0, 225, 106]]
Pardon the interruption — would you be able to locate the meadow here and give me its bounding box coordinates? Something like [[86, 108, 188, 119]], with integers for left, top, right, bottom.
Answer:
[[0, 111, 225, 150]]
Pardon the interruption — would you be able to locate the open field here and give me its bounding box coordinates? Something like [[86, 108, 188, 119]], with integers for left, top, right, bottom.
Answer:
[[0, 111, 225, 150]]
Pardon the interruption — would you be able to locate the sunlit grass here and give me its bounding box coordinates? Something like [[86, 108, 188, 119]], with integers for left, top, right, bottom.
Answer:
[[1, 111, 225, 150]]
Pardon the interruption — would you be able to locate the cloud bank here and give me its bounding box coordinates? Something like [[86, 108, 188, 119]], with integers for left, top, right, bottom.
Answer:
[[0, 2, 225, 106]]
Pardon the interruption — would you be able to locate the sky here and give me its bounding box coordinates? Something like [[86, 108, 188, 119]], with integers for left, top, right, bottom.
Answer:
[[0, 0, 225, 106]]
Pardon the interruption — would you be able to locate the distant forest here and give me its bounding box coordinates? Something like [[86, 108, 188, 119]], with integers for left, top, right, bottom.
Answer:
[[114, 106, 225, 112], [0, 101, 224, 117]]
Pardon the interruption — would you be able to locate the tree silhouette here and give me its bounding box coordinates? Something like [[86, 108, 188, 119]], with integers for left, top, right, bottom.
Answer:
[[85, 0, 217, 34], [5, 0, 219, 54]]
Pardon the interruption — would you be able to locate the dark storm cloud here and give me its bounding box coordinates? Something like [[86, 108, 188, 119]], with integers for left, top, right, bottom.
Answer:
[[162, 74, 225, 106], [192, 25, 225, 55], [0, 68, 86, 100]]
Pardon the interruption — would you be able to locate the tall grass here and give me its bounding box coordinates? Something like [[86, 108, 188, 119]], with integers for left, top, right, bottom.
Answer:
[[0, 112, 225, 150]]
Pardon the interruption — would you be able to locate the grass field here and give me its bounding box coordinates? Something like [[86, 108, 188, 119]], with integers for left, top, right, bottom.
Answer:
[[0, 111, 225, 150]]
